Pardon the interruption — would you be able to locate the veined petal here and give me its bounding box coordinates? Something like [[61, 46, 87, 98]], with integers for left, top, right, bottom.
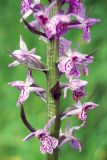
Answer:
[[59, 37, 71, 55], [8, 81, 25, 90], [70, 79, 88, 91], [61, 107, 81, 120], [17, 88, 30, 106], [83, 102, 98, 111]]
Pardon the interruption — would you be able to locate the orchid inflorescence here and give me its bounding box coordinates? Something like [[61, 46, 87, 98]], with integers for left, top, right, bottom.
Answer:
[[8, 0, 100, 156]]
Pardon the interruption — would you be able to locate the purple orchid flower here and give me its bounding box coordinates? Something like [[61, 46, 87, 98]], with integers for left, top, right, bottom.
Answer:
[[33, 0, 57, 26], [67, 8, 100, 43], [69, 15, 100, 43], [45, 14, 71, 39], [8, 36, 45, 71], [8, 69, 46, 106], [59, 121, 85, 151], [58, 48, 94, 79], [60, 79, 87, 99], [61, 0, 100, 42], [61, 101, 98, 121], [23, 116, 58, 154]]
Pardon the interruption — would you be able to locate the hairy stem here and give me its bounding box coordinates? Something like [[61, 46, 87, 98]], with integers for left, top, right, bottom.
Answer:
[[46, 5, 61, 160]]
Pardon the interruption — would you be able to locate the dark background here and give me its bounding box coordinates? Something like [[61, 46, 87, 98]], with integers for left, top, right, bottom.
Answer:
[[0, 0, 107, 160]]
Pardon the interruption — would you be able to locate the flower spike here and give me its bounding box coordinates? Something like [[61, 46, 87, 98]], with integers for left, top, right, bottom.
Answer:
[[7, 0, 100, 156]]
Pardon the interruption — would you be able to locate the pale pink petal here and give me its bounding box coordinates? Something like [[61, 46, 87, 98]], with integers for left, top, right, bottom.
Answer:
[[20, 35, 28, 52]]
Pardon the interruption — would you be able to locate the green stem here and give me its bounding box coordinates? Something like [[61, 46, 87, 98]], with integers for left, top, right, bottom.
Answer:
[[46, 6, 61, 160]]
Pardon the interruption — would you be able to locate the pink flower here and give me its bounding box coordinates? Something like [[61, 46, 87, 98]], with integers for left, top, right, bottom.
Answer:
[[60, 79, 88, 99], [58, 48, 93, 79], [45, 14, 71, 39], [61, 101, 98, 121], [8, 36, 45, 71], [23, 116, 58, 154], [8, 69, 46, 106], [59, 121, 85, 152]]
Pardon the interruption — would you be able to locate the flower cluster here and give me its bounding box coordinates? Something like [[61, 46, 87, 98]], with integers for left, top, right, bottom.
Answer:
[[8, 0, 100, 156], [20, 0, 100, 42]]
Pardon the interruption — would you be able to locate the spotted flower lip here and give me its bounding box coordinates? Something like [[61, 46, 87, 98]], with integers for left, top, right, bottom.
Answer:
[[60, 79, 88, 99], [8, 69, 46, 106], [59, 121, 85, 152], [45, 14, 71, 39], [8, 35, 46, 71], [61, 101, 98, 121], [23, 116, 58, 154], [58, 48, 94, 79], [21, 0, 32, 15]]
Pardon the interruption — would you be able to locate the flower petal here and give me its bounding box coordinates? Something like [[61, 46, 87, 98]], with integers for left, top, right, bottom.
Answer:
[[20, 35, 28, 52], [23, 132, 36, 141], [83, 102, 98, 111], [70, 138, 82, 152], [83, 26, 91, 43], [8, 60, 20, 67], [8, 81, 25, 90]]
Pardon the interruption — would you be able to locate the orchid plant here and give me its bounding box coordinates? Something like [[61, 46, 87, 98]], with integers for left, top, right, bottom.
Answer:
[[8, 0, 100, 159]]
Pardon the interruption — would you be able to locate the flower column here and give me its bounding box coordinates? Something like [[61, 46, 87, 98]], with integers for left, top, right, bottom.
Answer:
[[46, 3, 61, 160]]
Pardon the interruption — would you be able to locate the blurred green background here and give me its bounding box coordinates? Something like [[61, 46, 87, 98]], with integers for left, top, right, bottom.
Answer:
[[0, 0, 107, 160]]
